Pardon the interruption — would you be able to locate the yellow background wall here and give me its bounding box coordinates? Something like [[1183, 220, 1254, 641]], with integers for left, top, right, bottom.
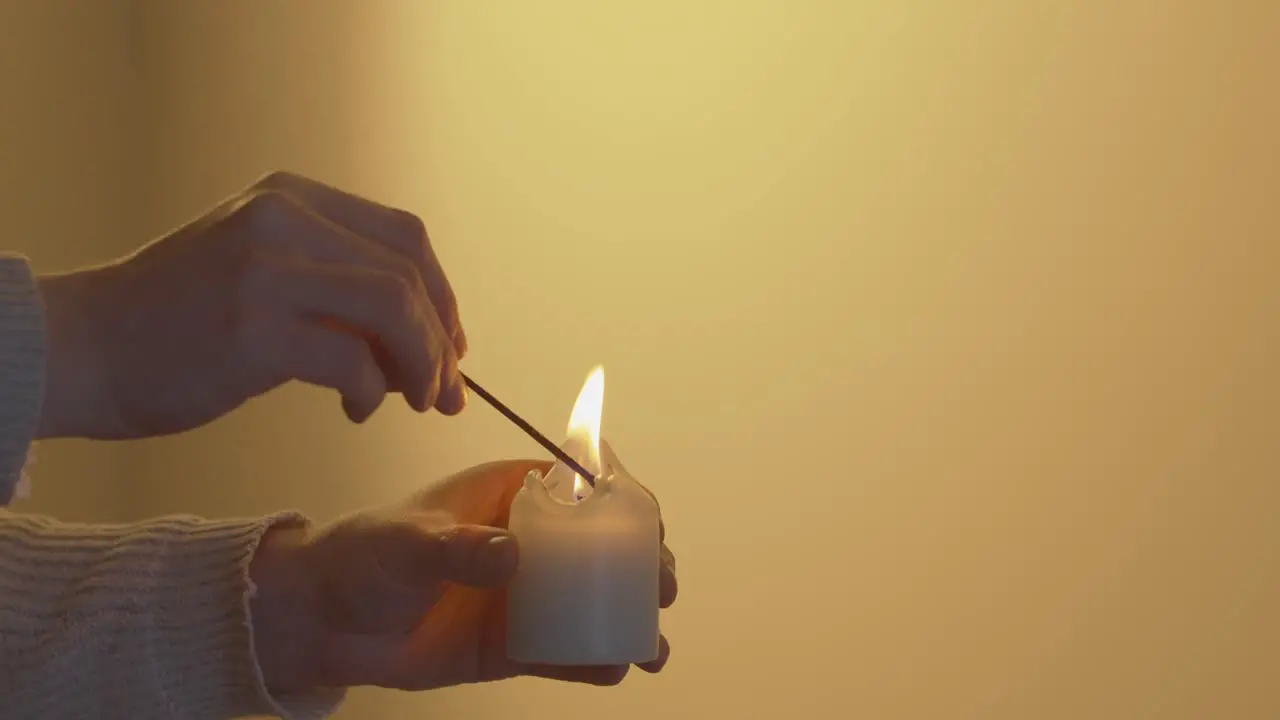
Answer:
[[0, 1, 141, 521], [19, 2, 1280, 718]]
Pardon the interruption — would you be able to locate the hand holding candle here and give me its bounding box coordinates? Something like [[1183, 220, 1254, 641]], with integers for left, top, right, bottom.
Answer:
[[254, 456, 676, 693]]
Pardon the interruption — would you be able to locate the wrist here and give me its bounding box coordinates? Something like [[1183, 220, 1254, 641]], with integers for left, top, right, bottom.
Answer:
[[34, 269, 112, 439], [249, 526, 330, 693]]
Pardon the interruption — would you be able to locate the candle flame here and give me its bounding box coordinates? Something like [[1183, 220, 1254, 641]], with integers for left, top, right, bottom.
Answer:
[[566, 366, 604, 498]]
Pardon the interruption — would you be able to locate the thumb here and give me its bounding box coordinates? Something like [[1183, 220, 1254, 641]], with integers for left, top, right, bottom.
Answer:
[[381, 521, 520, 590]]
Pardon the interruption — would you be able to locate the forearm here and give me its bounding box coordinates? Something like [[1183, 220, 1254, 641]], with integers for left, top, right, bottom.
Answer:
[[32, 267, 112, 441], [0, 511, 344, 720]]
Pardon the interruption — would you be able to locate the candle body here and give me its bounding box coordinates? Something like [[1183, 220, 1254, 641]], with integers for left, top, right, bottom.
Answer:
[[507, 439, 661, 665]]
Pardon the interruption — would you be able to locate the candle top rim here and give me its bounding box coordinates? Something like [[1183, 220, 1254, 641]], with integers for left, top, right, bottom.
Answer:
[[519, 465, 658, 517]]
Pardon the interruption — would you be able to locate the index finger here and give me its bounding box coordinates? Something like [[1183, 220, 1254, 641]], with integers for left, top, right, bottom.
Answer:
[[255, 171, 467, 356]]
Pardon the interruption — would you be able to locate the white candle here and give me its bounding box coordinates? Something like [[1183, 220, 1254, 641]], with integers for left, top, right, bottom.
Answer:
[[506, 367, 661, 666]]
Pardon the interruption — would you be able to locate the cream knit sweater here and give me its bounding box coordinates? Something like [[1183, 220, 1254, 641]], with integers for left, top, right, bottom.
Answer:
[[0, 255, 345, 719]]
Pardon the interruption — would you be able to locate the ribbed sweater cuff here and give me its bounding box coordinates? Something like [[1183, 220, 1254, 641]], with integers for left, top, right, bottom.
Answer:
[[0, 256, 44, 504], [153, 513, 347, 720], [0, 512, 346, 719]]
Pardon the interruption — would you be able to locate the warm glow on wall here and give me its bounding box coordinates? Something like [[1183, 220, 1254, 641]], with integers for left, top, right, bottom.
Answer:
[[128, 2, 1280, 719]]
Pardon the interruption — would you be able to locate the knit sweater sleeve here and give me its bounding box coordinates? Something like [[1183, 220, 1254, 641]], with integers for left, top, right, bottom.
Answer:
[[0, 512, 346, 719], [0, 256, 346, 718]]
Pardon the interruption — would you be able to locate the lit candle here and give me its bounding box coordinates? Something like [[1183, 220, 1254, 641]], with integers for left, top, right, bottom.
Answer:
[[506, 366, 662, 666]]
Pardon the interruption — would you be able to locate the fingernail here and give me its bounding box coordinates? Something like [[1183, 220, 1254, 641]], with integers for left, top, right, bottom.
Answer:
[[484, 535, 517, 566]]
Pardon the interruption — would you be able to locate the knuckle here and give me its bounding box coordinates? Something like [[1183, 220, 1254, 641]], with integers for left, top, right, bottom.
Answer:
[[234, 188, 295, 231], [378, 273, 420, 325], [386, 210, 460, 326], [391, 254, 426, 296], [254, 169, 301, 191], [391, 208, 428, 240], [383, 520, 428, 551], [391, 211, 439, 272]]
